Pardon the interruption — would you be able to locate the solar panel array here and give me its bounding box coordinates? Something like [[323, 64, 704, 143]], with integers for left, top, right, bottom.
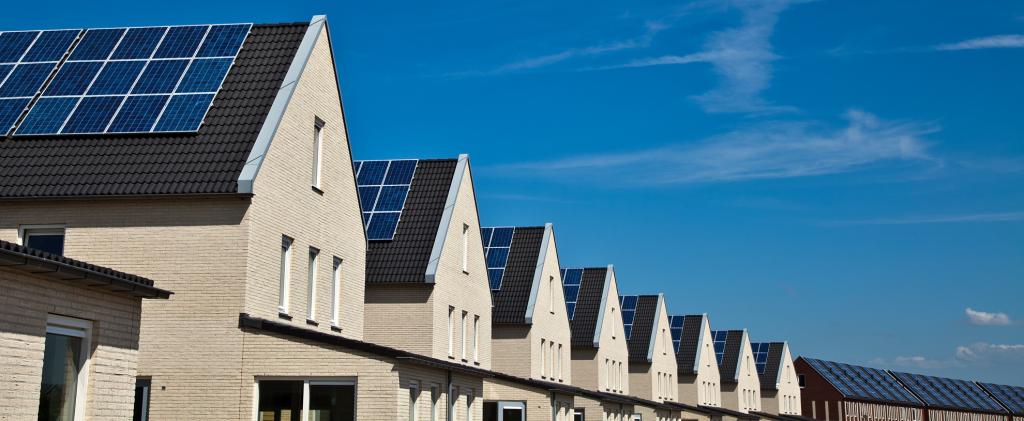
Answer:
[[712, 330, 728, 364], [803, 358, 920, 405], [619, 295, 637, 339], [979, 382, 1024, 415], [891, 371, 1004, 413], [0, 23, 250, 136], [481, 227, 514, 290], [560, 268, 584, 320], [669, 315, 685, 353], [750, 342, 770, 375], [354, 160, 418, 240]]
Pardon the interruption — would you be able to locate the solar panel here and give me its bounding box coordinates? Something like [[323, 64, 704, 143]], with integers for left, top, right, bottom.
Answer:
[[979, 383, 1024, 415], [4, 23, 251, 136], [669, 315, 685, 353], [619, 295, 637, 339], [750, 342, 770, 375], [481, 227, 514, 290], [560, 268, 584, 320], [892, 371, 1004, 413], [354, 159, 418, 240], [711, 331, 728, 364], [802, 358, 920, 405]]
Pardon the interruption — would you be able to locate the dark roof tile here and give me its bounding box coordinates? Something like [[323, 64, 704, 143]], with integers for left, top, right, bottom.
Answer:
[[491, 226, 544, 325], [569, 267, 607, 348], [626, 295, 658, 362]]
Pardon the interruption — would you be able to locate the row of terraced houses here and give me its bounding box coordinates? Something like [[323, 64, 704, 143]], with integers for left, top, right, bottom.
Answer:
[[0, 15, 1021, 421]]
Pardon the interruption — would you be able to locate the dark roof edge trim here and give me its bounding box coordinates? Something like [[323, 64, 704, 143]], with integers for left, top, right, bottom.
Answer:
[[698, 405, 760, 420], [0, 243, 171, 299], [593, 264, 615, 347], [0, 192, 252, 202], [524, 222, 553, 324], [424, 154, 467, 283], [753, 411, 821, 421], [238, 15, 325, 193]]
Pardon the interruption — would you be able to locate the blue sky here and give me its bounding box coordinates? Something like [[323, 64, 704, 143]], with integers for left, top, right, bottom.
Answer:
[[5, 1, 1021, 383]]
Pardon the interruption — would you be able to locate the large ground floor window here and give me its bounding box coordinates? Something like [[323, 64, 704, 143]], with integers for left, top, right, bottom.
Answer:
[[484, 401, 525, 421], [256, 379, 355, 421], [38, 315, 91, 421]]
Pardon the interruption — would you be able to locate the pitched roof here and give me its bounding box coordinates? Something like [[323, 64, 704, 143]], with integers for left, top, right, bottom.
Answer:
[[891, 370, 1005, 414], [625, 295, 659, 363], [0, 22, 309, 198], [490, 226, 544, 325], [0, 239, 171, 298], [568, 266, 608, 348], [798, 357, 921, 406], [365, 159, 458, 283], [673, 314, 705, 375], [754, 342, 786, 390], [978, 382, 1024, 416], [716, 330, 744, 383]]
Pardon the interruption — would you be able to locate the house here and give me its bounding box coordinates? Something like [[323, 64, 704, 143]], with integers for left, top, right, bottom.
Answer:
[[713, 330, 763, 414], [670, 314, 722, 408], [0, 240, 171, 420], [483, 224, 575, 418], [748, 342, 801, 416], [618, 294, 681, 421], [562, 266, 632, 419]]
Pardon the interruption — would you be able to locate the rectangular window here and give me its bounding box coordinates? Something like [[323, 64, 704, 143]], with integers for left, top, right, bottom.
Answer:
[[20, 225, 65, 255], [549, 341, 555, 378], [133, 378, 151, 421], [541, 339, 547, 377], [466, 389, 475, 421], [307, 247, 319, 321], [557, 343, 563, 380], [430, 385, 439, 421], [472, 315, 479, 363], [461, 224, 469, 273], [448, 306, 455, 357], [574, 409, 585, 421], [604, 358, 609, 389], [257, 380, 355, 421], [461, 310, 468, 361], [549, 276, 554, 313], [449, 386, 458, 421], [409, 382, 420, 421], [312, 119, 324, 190], [279, 236, 293, 314], [39, 315, 91, 421], [331, 257, 342, 328]]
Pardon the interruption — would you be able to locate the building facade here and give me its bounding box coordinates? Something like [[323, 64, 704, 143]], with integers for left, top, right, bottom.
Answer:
[[751, 342, 801, 416], [671, 314, 723, 409], [714, 330, 762, 414]]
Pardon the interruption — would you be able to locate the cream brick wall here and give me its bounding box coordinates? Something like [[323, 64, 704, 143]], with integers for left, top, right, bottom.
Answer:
[[678, 318, 721, 407], [721, 334, 761, 414], [0, 268, 142, 421], [572, 271, 630, 395], [364, 285, 434, 356], [572, 394, 633, 421], [483, 378, 573, 421], [629, 300, 678, 402], [762, 345, 800, 415], [244, 24, 366, 339]]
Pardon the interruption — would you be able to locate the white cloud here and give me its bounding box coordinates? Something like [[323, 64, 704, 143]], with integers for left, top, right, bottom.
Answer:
[[955, 343, 1024, 365], [870, 356, 960, 370], [935, 34, 1024, 51], [494, 109, 937, 185], [965, 308, 1013, 326], [829, 212, 1024, 226]]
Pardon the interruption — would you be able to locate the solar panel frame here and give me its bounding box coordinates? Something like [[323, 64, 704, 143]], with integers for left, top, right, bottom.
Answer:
[[669, 315, 685, 353], [712, 330, 728, 365], [802, 358, 922, 406], [619, 295, 637, 339], [979, 383, 1024, 415], [482, 227, 515, 291], [750, 342, 770, 374], [892, 371, 1005, 413], [560, 268, 584, 320], [354, 159, 418, 241]]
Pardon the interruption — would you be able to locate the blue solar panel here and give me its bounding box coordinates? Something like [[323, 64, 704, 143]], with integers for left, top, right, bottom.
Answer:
[[980, 383, 1024, 415], [16, 97, 77, 134], [803, 358, 920, 405], [22, 30, 79, 62], [668, 315, 685, 353], [0, 32, 39, 62], [132, 59, 188, 94], [711, 331, 728, 364], [111, 27, 166, 60], [68, 28, 124, 61], [619, 295, 637, 339], [892, 371, 1004, 412], [0, 64, 12, 83], [197, 24, 250, 57], [750, 342, 769, 374], [154, 25, 208, 58], [88, 61, 145, 95], [560, 268, 583, 320], [355, 160, 419, 240], [107, 95, 167, 132], [62, 96, 123, 134], [482, 227, 515, 290], [176, 58, 231, 92], [0, 97, 30, 132], [153, 93, 213, 132], [43, 61, 102, 96], [0, 63, 57, 97]]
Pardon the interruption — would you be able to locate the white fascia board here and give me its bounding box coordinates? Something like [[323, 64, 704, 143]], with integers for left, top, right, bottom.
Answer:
[[238, 15, 326, 193], [645, 293, 665, 362], [524, 222, 553, 324], [775, 342, 788, 388], [424, 154, 468, 283], [735, 329, 749, 382], [694, 313, 710, 374], [592, 264, 615, 347]]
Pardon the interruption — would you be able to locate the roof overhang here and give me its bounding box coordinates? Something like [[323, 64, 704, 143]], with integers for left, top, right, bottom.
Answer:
[[424, 154, 469, 283], [0, 247, 171, 299], [646, 294, 665, 362], [593, 264, 615, 347], [524, 223, 554, 324]]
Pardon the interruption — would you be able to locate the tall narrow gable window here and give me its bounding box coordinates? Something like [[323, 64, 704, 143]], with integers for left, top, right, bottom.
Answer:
[[447, 306, 455, 357], [461, 224, 469, 273], [331, 257, 342, 328], [461, 311, 468, 361], [541, 339, 547, 378], [548, 276, 554, 313], [312, 118, 324, 191], [279, 236, 293, 314], [557, 343, 563, 380], [472, 315, 479, 363], [306, 247, 320, 322]]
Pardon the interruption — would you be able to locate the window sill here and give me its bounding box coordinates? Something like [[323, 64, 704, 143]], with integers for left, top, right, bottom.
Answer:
[[462, 270, 469, 275], [330, 325, 342, 333], [278, 312, 293, 321], [306, 319, 319, 326], [311, 186, 324, 195], [448, 355, 455, 360], [461, 358, 468, 363]]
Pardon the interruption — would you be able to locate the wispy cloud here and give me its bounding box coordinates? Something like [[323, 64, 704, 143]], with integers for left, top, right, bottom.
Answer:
[[870, 356, 960, 370], [493, 109, 937, 185], [955, 343, 1024, 365], [829, 212, 1024, 226], [965, 308, 1013, 326], [935, 34, 1024, 51]]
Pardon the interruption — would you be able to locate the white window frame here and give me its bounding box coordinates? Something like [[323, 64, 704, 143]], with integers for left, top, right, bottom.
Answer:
[[251, 377, 356, 421], [549, 341, 555, 378], [548, 276, 554, 313], [409, 381, 420, 421], [466, 389, 475, 421], [461, 223, 469, 273], [496, 401, 525, 421], [448, 306, 455, 358], [461, 310, 468, 361], [541, 338, 547, 378], [307, 247, 319, 321], [45, 314, 92, 421], [472, 315, 479, 363], [312, 119, 324, 190], [331, 257, 342, 328], [18, 224, 66, 252], [279, 236, 293, 314], [430, 384, 440, 421], [449, 385, 458, 421], [557, 343, 563, 380]]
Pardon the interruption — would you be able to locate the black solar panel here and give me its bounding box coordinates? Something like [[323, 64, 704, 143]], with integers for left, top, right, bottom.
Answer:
[[560, 268, 583, 320], [482, 227, 515, 290], [669, 315, 685, 353], [619, 295, 637, 339], [803, 358, 920, 405], [354, 159, 418, 240], [892, 371, 1005, 413], [979, 382, 1024, 415], [750, 342, 770, 374]]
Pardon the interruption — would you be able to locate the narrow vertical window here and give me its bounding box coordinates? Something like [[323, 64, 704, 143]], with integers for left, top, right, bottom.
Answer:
[[409, 382, 420, 421], [307, 247, 319, 321], [557, 343, 563, 380], [448, 306, 455, 357], [461, 224, 469, 273], [39, 315, 90, 421], [549, 341, 555, 378], [279, 236, 293, 314], [541, 339, 547, 377], [331, 257, 342, 328], [466, 389, 475, 421], [548, 276, 554, 313], [430, 385, 439, 421], [472, 315, 479, 362], [461, 310, 468, 361], [312, 119, 324, 190]]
